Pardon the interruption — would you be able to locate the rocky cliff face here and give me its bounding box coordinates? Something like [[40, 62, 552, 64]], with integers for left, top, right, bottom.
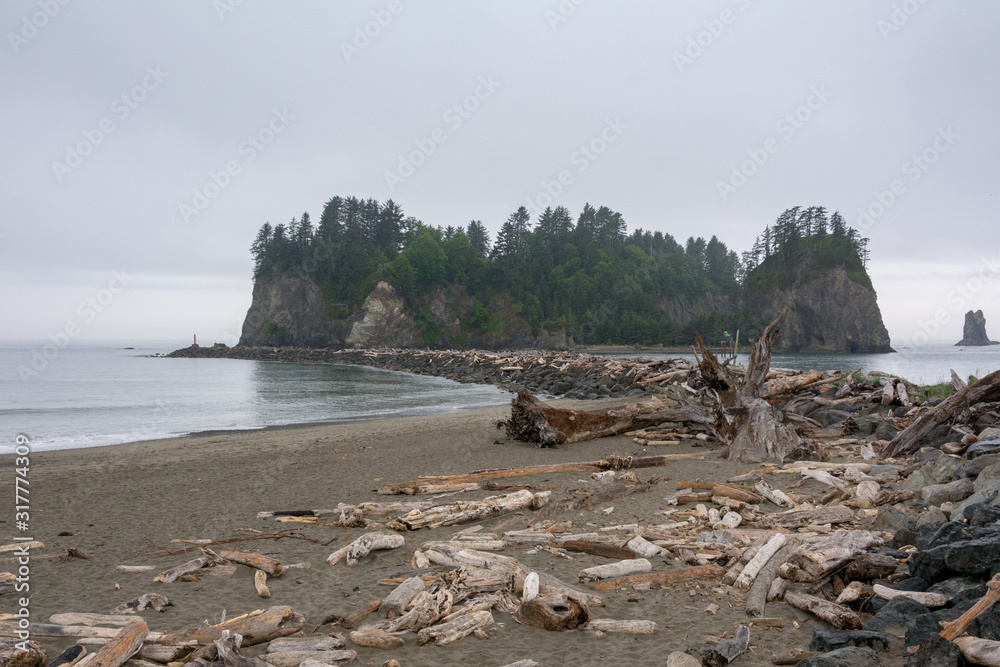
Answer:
[[239, 273, 555, 349], [956, 310, 999, 346], [743, 266, 892, 353]]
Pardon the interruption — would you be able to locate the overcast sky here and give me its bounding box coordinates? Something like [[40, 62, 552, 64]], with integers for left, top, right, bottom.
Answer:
[[2, 1, 998, 350]]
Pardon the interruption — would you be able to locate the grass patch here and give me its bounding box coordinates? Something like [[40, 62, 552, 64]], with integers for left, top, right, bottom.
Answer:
[[916, 382, 955, 401]]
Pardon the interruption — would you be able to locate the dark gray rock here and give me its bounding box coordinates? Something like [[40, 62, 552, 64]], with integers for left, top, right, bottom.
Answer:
[[904, 605, 971, 648], [864, 595, 929, 633], [921, 478, 974, 505], [914, 507, 948, 532], [954, 453, 1000, 479], [875, 504, 919, 534], [955, 309, 999, 346], [975, 461, 1000, 493], [893, 576, 930, 592], [902, 467, 933, 493], [909, 532, 1000, 581], [968, 438, 1000, 458], [929, 455, 964, 483], [874, 420, 898, 442], [793, 646, 881, 667], [966, 503, 1000, 526], [809, 629, 889, 652], [927, 576, 988, 606], [903, 633, 962, 667]]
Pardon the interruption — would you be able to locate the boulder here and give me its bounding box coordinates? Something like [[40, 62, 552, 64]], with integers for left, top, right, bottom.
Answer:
[[903, 633, 963, 667], [955, 454, 1000, 479], [909, 533, 1000, 581], [955, 309, 999, 346], [875, 504, 919, 534], [975, 462, 1000, 493], [929, 455, 963, 484], [927, 576, 988, 606], [793, 646, 881, 667], [968, 438, 1000, 459], [809, 629, 889, 652], [915, 507, 948, 532], [864, 595, 929, 633], [921, 478, 974, 506], [904, 605, 972, 648]]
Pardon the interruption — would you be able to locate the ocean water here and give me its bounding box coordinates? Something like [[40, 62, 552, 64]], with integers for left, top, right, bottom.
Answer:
[[2, 341, 997, 453], [622, 342, 1000, 387], [0, 343, 511, 452]]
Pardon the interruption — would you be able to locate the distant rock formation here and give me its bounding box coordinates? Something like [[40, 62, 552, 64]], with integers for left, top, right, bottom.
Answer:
[[956, 310, 999, 346], [743, 266, 892, 353], [239, 274, 552, 349]]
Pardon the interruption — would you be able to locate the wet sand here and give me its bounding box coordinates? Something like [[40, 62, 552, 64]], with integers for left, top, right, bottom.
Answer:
[[3, 404, 908, 666]]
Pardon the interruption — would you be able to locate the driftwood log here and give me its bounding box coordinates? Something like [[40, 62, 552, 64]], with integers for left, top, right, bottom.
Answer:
[[0, 640, 46, 667], [745, 543, 797, 618], [213, 631, 271, 667], [704, 624, 750, 667], [379, 455, 678, 494], [89, 620, 146, 667], [515, 593, 589, 631], [882, 368, 1000, 457], [157, 606, 304, 648], [498, 310, 820, 463], [582, 619, 657, 634], [784, 591, 863, 630], [955, 636, 1000, 666]]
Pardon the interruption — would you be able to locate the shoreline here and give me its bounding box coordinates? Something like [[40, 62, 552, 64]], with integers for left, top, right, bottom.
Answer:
[[2, 405, 883, 666]]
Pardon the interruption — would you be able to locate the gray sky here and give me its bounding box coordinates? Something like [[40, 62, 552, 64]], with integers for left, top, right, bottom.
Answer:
[[2, 1, 998, 349]]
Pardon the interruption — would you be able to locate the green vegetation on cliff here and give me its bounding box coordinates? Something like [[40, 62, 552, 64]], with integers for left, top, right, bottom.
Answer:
[[249, 198, 872, 347]]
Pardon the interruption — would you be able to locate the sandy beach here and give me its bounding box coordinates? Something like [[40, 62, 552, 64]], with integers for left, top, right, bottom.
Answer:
[[3, 402, 910, 666]]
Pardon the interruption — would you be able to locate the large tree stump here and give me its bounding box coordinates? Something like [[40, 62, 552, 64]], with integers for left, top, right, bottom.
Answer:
[[496, 309, 819, 463]]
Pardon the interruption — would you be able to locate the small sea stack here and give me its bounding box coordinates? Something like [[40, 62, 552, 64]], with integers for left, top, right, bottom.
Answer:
[[956, 309, 1000, 346]]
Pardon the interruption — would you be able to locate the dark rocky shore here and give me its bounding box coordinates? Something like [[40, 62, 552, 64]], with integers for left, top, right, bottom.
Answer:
[[167, 344, 698, 400]]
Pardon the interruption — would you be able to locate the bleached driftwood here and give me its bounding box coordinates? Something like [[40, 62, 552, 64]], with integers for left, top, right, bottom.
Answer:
[[784, 592, 863, 630], [579, 559, 651, 583], [583, 619, 657, 634], [0, 640, 47, 667], [265, 637, 345, 653], [416, 610, 493, 646], [871, 584, 946, 607], [115, 566, 153, 575], [768, 506, 854, 529], [393, 490, 546, 530], [109, 594, 173, 615], [588, 564, 725, 591], [321, 600, 383, 630], [212, 631, 270, 667], [955, 636, 1000, 666], [49, 615, 139, 627], [625, 536, 665, 558], [219, 551, 283, 577], [514, 593, 589, 631], [154, 557, 208, 583], [745, 543, 797, 619], [754, 481, 794, 508], [157, 606, 304, 648], [377, 577, 426, 619], [735, 534, 786, 590], [522, 572, 539, 603], [346, 629, 404, 650], [327, 533, 405, 566], [89, 620, 147, 667], [836, 581, 867, 605], [258, 651, 357, 667], [704, 624, 750, 667], [253, 571, 270, 599]]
